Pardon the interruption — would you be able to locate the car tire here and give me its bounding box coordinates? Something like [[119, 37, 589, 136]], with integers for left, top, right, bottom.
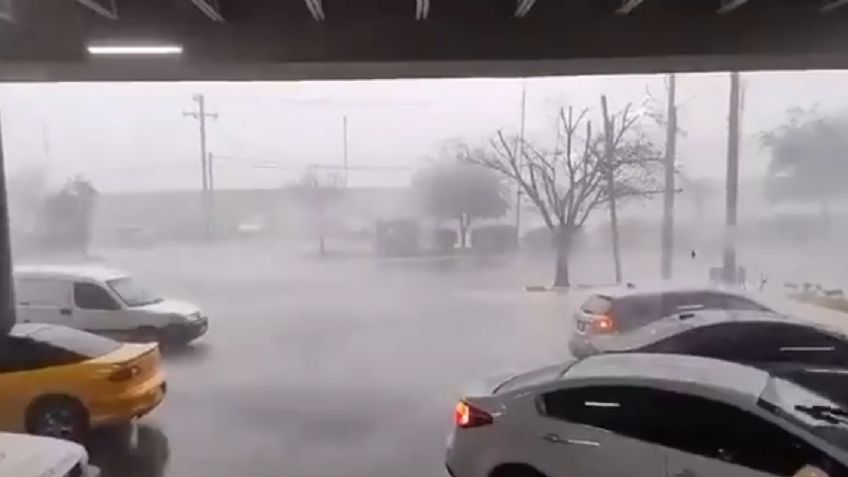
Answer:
[[26, 396, 88, 442], [491, 464, 547, 477]]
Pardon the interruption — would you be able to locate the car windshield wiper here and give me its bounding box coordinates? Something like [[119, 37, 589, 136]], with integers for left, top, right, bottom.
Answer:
[[795, 405, 848, 426]]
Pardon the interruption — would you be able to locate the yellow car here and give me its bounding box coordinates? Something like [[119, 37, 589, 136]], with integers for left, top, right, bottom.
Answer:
[[0, 324, 166, 441]]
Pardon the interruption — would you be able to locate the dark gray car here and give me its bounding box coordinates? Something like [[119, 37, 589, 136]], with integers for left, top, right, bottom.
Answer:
[[568, 287, 772, 357]]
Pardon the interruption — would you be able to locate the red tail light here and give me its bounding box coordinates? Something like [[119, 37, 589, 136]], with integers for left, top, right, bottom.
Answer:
[[108, 365, 140, 382], [454, 401, 493, 428], [591, 314, 616, 333]]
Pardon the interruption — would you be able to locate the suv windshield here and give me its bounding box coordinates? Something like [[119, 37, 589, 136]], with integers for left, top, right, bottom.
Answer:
[[107, 277, 163, 307]]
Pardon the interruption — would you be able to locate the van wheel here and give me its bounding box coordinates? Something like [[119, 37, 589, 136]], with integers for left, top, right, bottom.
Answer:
[[136, 327, 161, 344], [26, 396, 88, 442]]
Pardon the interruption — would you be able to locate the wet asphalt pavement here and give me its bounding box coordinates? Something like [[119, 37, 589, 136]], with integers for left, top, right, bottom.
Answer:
[[84, 243, 570, 477]]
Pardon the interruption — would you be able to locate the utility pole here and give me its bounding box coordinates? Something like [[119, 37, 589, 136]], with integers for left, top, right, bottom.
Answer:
[[207, 152, 216, 236], [723, 72, 741, 285], [342, 115, 349, 188], [514, 81, 527, 242], [661, 74, 678, 280], [207, 152, 215, 193], [601, 95, 623, 284], [183, 93, 218, 236], [0, 111, 14, 334], [42, 123, 51, 164]]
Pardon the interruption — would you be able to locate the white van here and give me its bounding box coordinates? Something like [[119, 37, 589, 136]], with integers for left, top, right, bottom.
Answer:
[[0, 432, 99, 477], [14, 265, 208, 345]]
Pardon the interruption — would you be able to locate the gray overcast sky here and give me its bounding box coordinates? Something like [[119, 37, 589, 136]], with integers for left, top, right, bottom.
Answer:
[[2, 70, 848, 192]]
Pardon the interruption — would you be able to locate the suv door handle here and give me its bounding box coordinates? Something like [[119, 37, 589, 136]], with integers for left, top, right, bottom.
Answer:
[[672, 468, 697, 477], [542, 433, 566, 444], [60, 308, 72, 316]]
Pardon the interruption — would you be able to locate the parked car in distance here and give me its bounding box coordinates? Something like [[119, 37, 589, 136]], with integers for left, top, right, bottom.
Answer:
[[568, 286, 772, 357], [0, 432, 99, 477], [582, 310, 848, 405], [0, 324, 166, 442], [446, 353, 848, 477], [15, 265, 208, 345]]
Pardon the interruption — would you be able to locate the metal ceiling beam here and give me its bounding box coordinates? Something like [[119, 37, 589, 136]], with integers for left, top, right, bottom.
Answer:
[[75, 0, 118, 19], [303, 0, 325, 20], [822, 0, 848, 12], [188, 0, 224, 21], [616, 0, 645, 15], [717, 0, 749, 14], [0, 0, 12, 23], [416, 0, 430, 20], [515, 0, 537, 18]]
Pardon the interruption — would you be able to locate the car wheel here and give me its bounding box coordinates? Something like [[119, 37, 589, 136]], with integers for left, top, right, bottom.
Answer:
[[26, 396, 88, 442], [491, 464, 547, 477]]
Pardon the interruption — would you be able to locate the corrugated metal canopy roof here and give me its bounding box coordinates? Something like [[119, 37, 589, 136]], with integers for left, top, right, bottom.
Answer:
[[1, 0, 848, 80]]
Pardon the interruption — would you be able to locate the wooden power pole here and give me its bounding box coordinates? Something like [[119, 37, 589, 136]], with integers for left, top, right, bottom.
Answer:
[[183, 93, 218, 237]]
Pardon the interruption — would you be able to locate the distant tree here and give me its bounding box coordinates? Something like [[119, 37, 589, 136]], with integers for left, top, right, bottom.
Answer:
[[465, 102, 661, 287], [36, 177, 98, 253], [293, 170, 342, 256], [7, 166, 48, 244], [761, 107, 848, 218], [412, 160, 509, 248]]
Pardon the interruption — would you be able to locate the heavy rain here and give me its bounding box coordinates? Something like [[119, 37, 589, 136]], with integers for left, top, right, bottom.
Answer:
[[2, 72, 848, 477]]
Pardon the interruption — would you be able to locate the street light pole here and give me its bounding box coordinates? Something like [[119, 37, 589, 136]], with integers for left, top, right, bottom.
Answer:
[[723, 72, 741, 284], [342, 115, 349, 187], [661, 74, 678, 280], [0, 111, 15, 333], [514, 81, 527, 242]]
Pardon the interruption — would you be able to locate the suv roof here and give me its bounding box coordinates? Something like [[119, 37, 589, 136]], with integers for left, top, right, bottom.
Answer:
[[598, 310, 817, 352], [587, 284, 751, 300], [565, 353, 771, 404]]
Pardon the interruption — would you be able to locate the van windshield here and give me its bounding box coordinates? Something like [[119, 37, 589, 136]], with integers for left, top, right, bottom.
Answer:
[[107, 277, 163, 307]]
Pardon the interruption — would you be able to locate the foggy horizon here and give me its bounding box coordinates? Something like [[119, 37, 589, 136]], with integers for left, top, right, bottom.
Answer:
[[3, 70, 848, 193]]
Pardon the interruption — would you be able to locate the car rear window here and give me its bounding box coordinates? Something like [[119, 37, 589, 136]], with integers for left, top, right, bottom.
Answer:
[[29, 326, 121, 358], [611, 294, 664, 331], [580, 295, 612, 314]]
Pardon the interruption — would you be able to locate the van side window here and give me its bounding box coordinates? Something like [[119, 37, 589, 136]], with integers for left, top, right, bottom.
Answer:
[[73, 283, 119, 311]]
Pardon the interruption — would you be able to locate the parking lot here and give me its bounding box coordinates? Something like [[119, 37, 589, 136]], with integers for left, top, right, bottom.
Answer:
[[84, 242, 570, 477], [59, 239, 848, 477]]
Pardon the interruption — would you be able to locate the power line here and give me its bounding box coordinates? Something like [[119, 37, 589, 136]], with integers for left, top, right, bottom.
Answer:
[[209, 153, 413, 171], [203, 95, 435, 108]]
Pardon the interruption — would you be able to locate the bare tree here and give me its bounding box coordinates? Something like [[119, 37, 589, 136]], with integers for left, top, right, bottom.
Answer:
[[464, 100, 660, 287]]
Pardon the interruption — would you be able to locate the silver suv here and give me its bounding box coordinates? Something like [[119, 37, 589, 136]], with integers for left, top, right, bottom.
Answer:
[[568, 287, 772, 357]]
